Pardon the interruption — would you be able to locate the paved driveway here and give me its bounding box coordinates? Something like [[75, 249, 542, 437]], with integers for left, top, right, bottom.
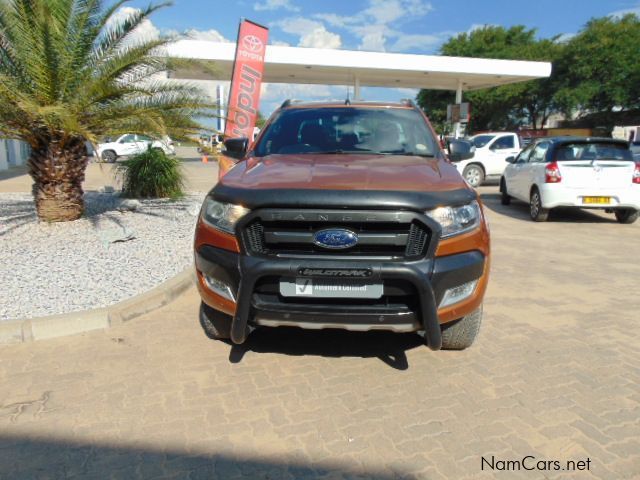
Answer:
[[0, 187, 638, 479], [0, 146, 219, 193]]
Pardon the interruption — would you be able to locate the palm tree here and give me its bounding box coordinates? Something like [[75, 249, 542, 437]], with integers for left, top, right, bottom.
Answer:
[[0, 0, 212, 221]]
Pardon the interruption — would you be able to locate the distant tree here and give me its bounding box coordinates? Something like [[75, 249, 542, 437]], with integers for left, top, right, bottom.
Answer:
[[418, 26, 564, 132], [255, 111, 267, 129], [554, 14, 640, 129]]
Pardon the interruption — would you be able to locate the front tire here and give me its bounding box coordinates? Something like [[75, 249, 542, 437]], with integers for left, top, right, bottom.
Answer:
[[615, 209, 639, 224], [529, 187, 549, 222], [199, 302, 232, 340], [463, 164, 485, 188], [102, 150, 117, 163], [441, 306, 483, 350], [500, 178, 511, 205]]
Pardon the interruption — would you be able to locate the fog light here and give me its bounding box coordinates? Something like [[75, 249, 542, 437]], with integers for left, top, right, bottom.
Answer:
[[204, 274, 236, 301], [439, 280, 478, 308]]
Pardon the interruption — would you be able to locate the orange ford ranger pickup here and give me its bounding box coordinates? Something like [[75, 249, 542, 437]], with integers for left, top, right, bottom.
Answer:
[[194, 100, 490, 350]]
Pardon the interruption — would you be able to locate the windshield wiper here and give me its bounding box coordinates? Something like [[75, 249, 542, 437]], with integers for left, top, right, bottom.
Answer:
[[322, 149, 375, 154]]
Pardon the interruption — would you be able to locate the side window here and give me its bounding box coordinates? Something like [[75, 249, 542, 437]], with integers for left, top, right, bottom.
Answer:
[[119, 134, 136, 143], [516, 144, 534, 163], [492, 135, 515, 150], [137, 134, 152, 142], [530, 143, 549, 163]]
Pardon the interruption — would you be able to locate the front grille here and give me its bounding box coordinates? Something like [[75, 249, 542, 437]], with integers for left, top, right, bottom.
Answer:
[[241, 210, 431, 259], [406, 223, 429, 257]]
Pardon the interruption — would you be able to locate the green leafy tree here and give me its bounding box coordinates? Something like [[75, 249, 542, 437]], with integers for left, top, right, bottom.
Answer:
[[0, 0, 212, 222], [554, 14, 640, 128], [418, 26, 564, 132], [255, 111, 267, 129]]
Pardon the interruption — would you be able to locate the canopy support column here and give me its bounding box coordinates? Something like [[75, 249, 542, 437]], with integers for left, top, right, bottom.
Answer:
[[454, 79, 463, 139], [354, 76, 361, 101]]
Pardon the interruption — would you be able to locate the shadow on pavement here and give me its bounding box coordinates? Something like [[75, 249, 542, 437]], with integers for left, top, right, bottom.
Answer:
[[0, 165, 29, 182], [480, 192, 617, 223], [228, 327, 424, 370], [0, 433, 420, 480]]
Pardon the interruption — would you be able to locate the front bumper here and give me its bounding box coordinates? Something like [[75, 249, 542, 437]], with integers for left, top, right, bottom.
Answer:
[[195, 245, 486, 351]]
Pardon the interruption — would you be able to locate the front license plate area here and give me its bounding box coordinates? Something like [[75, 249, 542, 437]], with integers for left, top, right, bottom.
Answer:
[[582, 196, 611, 204], [280, 278, 383, 299]]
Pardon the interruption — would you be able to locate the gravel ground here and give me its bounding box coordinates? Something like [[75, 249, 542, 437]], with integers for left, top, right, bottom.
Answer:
[[0, 192, 205, 322]]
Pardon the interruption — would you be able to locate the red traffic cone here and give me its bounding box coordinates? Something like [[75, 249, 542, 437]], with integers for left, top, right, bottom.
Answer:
[[201, 154, 208, 163]]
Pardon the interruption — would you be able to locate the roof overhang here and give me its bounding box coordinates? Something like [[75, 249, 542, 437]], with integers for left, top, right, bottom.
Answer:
[[164, 40, 552, 91]]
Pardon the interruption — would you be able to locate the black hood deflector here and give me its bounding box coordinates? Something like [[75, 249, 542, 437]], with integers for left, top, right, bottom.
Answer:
[[211, 184, 476, 211]]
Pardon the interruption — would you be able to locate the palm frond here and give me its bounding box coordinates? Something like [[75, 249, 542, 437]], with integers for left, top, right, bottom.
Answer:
[[0, 0, 215, 147]]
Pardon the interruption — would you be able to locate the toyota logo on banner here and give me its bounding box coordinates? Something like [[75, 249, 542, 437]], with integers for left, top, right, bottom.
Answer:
[[242, 34, 264, 52]]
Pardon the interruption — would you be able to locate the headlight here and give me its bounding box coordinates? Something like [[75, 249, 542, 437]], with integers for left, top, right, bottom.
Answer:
[[425, 200, 481, 238], [201, 197, 250, 234]]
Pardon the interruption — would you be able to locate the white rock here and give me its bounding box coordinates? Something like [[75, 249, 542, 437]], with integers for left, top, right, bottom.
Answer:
[[0, 192, 205, 321]]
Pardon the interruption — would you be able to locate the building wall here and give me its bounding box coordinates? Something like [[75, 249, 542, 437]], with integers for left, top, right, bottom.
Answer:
[[0, 139, 30, 171]]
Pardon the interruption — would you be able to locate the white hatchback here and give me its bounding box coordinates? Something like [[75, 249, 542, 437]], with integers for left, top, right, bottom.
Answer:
[[500, 137, 640, 223]]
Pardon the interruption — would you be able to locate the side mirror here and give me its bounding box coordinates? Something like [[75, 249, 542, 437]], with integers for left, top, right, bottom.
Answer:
[[223, 137, 249, 160], [448, 139, 475, 162], [505, 156, 516, 164]]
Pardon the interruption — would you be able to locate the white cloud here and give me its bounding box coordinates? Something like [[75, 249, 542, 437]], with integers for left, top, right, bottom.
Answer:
[[254, 0, 299, 12], [107, 6, 160, 45], [359, 31, 387, 51], [183, 29, 230, 42], [274, 17, 343, 49], [555, 32, 575, 43], [608, 2, 640, 18], [467, 23, 498, 34], [299, 28, 342, 49], [309, 0, 435, 52], [270, 39, 291, 46], [389, 32, 451, 52]]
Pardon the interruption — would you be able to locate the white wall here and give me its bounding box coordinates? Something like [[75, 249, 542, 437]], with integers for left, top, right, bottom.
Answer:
[[0, 139, 29, 171]]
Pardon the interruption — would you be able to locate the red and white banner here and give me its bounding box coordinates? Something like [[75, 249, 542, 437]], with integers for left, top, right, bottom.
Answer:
[[224, 20, 269, 140]]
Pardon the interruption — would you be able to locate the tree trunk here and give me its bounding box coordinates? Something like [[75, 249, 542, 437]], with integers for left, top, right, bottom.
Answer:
[[28, 138, 89, 222]]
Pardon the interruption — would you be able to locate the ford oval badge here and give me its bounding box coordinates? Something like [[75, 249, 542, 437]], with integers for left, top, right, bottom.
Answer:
[[313, 228, 358, 249]]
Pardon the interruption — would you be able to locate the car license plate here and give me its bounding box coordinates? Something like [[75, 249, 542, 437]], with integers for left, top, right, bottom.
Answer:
[[279, 278, 383, 299], [582, 196, 611, 204]]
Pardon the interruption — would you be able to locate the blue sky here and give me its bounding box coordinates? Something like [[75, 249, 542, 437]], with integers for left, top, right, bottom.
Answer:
[[126, 0, 640, 115]]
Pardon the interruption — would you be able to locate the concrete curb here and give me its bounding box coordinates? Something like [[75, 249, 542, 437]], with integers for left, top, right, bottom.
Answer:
[[0, 268, 196, 345]]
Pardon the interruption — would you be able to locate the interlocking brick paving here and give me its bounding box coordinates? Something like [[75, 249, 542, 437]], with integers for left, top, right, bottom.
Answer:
[[0, 187, 638, 479]]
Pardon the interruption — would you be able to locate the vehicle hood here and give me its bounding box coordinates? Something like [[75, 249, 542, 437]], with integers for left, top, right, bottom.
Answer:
[[220, 154, 466, 192], [213, 154, 476, 211]]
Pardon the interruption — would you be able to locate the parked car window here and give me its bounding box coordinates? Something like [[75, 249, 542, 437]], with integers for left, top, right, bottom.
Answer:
[[119, 134, 136, 143], [530, 143, 549, 163], [492, 136, 515, 150], [255, 107, 438, 157], [555, 142, 633, 161], [471, 135, 495, 148], [137, 134, 153, 142], [516, 144, 535, 163]]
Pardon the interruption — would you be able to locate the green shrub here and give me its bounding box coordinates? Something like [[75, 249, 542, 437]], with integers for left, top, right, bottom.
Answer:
[[117, 148, 185, 199]]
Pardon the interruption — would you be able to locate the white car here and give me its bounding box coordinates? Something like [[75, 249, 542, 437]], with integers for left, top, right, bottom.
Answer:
[[95, 134, 175, 163], [454, 132, 522, 187], [500, 137, 640, 223]]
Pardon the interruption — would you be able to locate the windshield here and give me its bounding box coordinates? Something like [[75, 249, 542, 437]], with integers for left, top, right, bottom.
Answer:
[[253, 107, 438, 157], [555, 142, 633, 161], [471, 134, 496, 148]]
